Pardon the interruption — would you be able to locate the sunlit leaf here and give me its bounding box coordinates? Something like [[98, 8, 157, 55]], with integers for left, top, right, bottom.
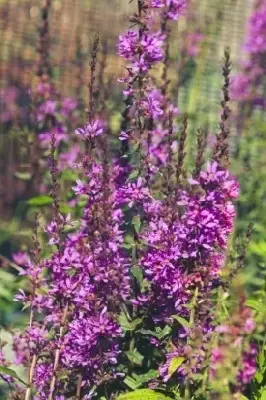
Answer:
[[131, 266, 143, 286], [132, 215, 141, 234], [0, 366, 26, 385], [261, 388, 266, 400], [27, 195, 53, 206], [246, 300, 265, 314], [168, 357, 185, 378], [14, 171, 32, 180], [126, 170, 139, 182], [124, 376, 138, 390], [118, 312, 142, 332], [116, 389, 172, 400], [125, 350, 144, 366], [172, 315, 190, 328]]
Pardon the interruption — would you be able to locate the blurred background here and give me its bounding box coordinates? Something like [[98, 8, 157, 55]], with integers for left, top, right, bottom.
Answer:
[[0, 0, 265, 321]]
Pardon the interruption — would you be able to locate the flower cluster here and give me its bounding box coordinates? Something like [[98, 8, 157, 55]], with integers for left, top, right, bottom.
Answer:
[[150, 0, 188, 19], [117, 160, 240, 382], [33, 80, 81, 171], [75, 119, 104, 140], [14, 154, 131, 398], [118, 0, 185, 168]]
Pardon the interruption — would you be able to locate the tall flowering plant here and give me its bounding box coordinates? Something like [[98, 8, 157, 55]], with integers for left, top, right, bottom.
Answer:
[[0, 1, 258, 400], [231, 0, 266, 286], [232, 0, 266, 111]]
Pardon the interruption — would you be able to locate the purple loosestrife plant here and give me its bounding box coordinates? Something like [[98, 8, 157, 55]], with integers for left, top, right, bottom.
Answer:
[[2, 1, 258, 400], [116, 1, 256, 397], [13, 140, 131, 399], [4, 0, 83, 202]]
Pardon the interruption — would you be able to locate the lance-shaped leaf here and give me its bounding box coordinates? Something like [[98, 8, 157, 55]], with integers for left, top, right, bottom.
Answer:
[[168, 356, 185, 378], [116, 389, 173, 400], [0, 366, 27, 385]]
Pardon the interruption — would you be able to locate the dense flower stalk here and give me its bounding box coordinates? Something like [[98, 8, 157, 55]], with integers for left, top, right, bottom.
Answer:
[[14, 153, 131, 398]]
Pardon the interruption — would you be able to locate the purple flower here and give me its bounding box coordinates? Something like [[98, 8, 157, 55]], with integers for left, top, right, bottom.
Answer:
[[75, 119, 104, 139], [119, 131, 129, 141], [118, 31, 139, 59], [140, 91, 163, 119], [237, 344, 257, 385], [61, 97, 77, 116], [12, 251, 30, 266], [33, 363, 53, 397], [166, 0, 188, 20], [118, 30, 164, 68], [62, 308, 122, 373], [72, 179, 87, 195], [117, 177, 151, 208], [37, 100, 57, 121], [150, 0, 164, 7]]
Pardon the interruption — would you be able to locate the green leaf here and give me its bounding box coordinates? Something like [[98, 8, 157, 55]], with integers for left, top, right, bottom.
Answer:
[[172, 315, 190, 328], [191, 373, 203, 382], [0, 270, 16, 283], [261, 390, 266, 400], [59, 203, 72, 214], [139, 325, 171, 340], [258, 349, 265, 367], [27, 195, 53, 206], [132, 216, 141, 234], [134, 370, 159, 385], [62, 220, 80, 233], [124, 376, 139, 390], [77, 199, 87, 208], [0, 366, 26, 385], [168, 357, 185, 378], [0, 285, 13, 300], [61, 170, 78, 181], [126, 170, 139, 182], [116, 389, 172, 400], [14, 171, 32, 180], [255, 371, 264, 384], [126, 350, 144, 366], [123, 243, 133, 250], [118, 312, 142, 332], [157, 325, 172, 339], [131, 266, 143, 286], [246, 300, 265, 314], [124, 370, 159, 390]]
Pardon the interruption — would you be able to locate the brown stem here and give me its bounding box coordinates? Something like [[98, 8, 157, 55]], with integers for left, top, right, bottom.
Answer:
[[36, 0, 52, 78], [176, 113, 188, 186], [24, 354, 37, 400], [24, 216, 41, 400], [193, 128, 207, 178], [76, 374, 82, 399], [48, 304, 69, 400]]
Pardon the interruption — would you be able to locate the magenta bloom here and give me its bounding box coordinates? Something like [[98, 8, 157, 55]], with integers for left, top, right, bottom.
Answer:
[[117, 177, 151, 208], [166, 0, 188, 20], [75, 119, 104, 139]]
